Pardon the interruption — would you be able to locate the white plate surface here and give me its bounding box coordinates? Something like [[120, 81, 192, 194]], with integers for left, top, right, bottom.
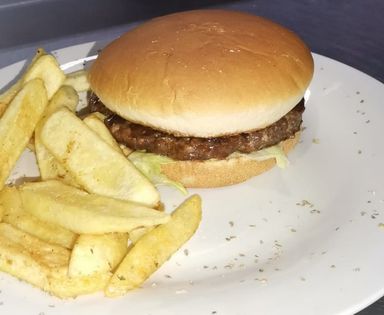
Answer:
[[0, 43, 383, 315]]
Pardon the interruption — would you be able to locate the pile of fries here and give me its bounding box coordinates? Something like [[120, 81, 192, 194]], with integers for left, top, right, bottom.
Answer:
[[0, 49, 202, 298]]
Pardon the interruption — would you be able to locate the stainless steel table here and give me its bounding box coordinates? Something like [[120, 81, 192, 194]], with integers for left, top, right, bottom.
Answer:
[[0, 0, 382, 313]]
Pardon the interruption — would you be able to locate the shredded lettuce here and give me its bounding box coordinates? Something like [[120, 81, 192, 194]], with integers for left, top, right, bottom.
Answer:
[[229, 145, 289, 169], [128, 151, 187, 195], [128, 145, 287, 193]]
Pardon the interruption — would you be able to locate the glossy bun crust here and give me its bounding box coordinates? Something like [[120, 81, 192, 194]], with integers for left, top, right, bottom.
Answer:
[[89, 9, 313, 137]]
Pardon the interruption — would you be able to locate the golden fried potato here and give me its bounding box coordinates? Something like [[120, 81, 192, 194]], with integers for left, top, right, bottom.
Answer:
[[0, 223, 70, 268], [69, 233, 128, 277], [40, 108, 159, 207], [19, 180, 169, 234], [48, 267, 111, 298], [35, 135, 78, 186], [83, 113, 122, 152], [22, 54, 66, 99], [0, 103, 6, 119], [0, 79, 48, 189], [128, 226, 154, 244], [105, 195, 202, 297], [0, 186, 22, 212], [4, 210, 77, 249], [0, 222, 69, 291], [0, 48, 46, 115], [0, 50, 64, 116], [0, 204, 4, 222], [45, 84, 79, 113], [0, 234, 50, 289], [0, 222, 109, 298], [35, 85, 79, 186], [63, 69, 90, 92], [0, 186, 77, 248]]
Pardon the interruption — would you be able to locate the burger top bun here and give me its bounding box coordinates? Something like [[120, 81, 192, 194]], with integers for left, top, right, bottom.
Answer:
[[89, 9, 314, 138]]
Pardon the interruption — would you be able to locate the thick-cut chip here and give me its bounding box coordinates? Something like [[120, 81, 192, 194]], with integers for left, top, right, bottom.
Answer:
[[0, 103, 8, 117], [81, 114, 186, 194], [128, 226, 154, 244], [0, 234, 50, 289], [0, 79, 48, 189], [0, 48, 45, 115], [0, 204, 4, 221], [19, 180, 169, 234], [83, 113, 122, 152], [68, 233, 128, 277], [48, 267, 111, 299], [0, 223, 70, 268], [63, 69, 90, 92], [3, 210, 77, 249], [0, 50, 64, 116], [0, 186, 77, 248], [40, 108, 159, 207], [0, 103, 6, 118], [0, 49, 64, 116], [0, 222, 108, 298], [35, 85, 79, 186], [0, 232, 109, 298], [0, 186, 23, 213], [105, 195, 202, 297], [22, 54, 66, 99], [0, 222, 69, 291], [45, 85, 78, 113]]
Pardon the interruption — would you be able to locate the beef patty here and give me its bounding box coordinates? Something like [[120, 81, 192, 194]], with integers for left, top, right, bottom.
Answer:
[[88, 93, 304, 161]]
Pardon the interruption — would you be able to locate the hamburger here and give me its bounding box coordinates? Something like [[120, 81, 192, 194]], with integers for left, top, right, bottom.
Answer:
[[88, 9, 314, 188]]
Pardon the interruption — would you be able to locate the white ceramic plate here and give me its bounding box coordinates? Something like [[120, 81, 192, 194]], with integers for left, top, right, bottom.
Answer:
[[0, 43, 383, 315]]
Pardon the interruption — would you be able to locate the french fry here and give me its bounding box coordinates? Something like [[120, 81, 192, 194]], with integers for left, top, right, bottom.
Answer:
[[0, 186, 23, 212], [63, 69, 90, 92], [83, 113, 122, 152], [0, 223, 70, 268], [19, 180, 170, 234], [0, 186, 77, 248], [83, 114, 181, 198], [0, 103, 7, 119], [40, 108, 160, 207], [45, 84, 79, 113], [0, 186, 22, 213], [3, 210, 77, 249], [0, 47, 205, 299], [0, 48, 45, 115], [0, 50, 64, 118], [105, 195, 202, 297], [0, 204, 4, 221], [68, 233, 128, 277], [0, 79, 48, 189], [0, 234, 50, 290], [48, 267, 111, 298], [128, 226, 154, 244], [0, 222, 69, 291], [34, 144, 78, 186], [35, 85, 79, 186], [0, 222, 108, 298], [22, 54, 66, 99], [0, 231, 109, 298]]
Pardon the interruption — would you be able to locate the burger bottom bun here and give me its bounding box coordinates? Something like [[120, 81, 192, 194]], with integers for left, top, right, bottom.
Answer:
[[161, 132, 300, 188]]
